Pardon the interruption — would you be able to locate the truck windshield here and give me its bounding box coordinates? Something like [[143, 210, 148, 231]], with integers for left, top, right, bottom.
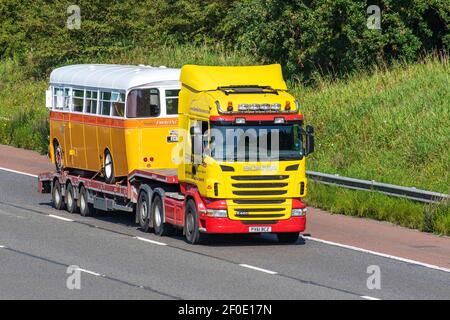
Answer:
[[209, 122, 303, 162]]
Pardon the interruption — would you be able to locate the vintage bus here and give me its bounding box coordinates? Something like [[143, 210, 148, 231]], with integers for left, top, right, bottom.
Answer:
[[47, 64, 181, 183]]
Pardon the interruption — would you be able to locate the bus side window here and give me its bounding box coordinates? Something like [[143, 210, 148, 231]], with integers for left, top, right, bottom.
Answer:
[[127, 89, 160, 118], [73, 89, 84, 112], [53, 87, 65, 110], [85, 90, 98, 114], [166, 89, 180, 115], [111, 92, 125, 117], [101, 92, 112, 116]]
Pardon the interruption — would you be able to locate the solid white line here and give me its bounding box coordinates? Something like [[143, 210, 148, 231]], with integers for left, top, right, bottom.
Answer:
[[0, 245, 5, 249], [135, 236, 167, 246], [361, 296, 381, 300], [48, 214, 74, 222], [302, 236, 450, 274], [76, 268, 101, 277], [239, 264, 278, 275], [0, 167, 38, 178]]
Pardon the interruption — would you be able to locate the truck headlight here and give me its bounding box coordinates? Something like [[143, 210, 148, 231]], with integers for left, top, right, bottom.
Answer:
[[291, 208, 306, 216], [206, 209, 228, 218]]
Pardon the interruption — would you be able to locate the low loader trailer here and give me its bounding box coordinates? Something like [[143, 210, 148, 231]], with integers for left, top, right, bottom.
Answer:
[[38, 64, 314, 244]]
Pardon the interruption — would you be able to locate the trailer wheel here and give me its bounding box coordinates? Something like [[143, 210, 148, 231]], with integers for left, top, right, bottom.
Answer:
[[54, 142, 63, 173], [137, 191, 151, 232], [104, 150, 115, 184], [276, 232, 299, 244], [79, 186, 94, 217], [184, 199, 204, 244], [65, 182, 78, 214], [152, 194, 172, 236], [52, 180, 65, 210]]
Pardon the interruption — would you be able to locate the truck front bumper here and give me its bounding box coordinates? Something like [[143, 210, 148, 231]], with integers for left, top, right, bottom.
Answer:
[[199, 216, 306, 234]]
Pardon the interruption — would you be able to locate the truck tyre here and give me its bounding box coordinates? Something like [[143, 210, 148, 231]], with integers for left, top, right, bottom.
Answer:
[[65, 182, 78, 214], [79, 186, 94, 217], [54, 142, 63, 173], [277, 232, 299, 244], [185, 199, 204, 245], [152, 194, 172, 236], [104, 150, 115, 184], [137, 191, 151, 232], [52, 180, 65, 210]]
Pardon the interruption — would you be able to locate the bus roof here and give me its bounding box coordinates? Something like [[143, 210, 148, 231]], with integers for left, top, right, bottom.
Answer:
[[180, 64, 288, 91], [50, 64, 181, 91]]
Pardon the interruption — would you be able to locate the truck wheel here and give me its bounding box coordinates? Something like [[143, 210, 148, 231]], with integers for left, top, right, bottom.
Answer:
[[54, 142, 63, 173], [104, 150, 115, 184], [52, 180, 65, 210], [65, 182, 78, 214], [277, 232, 299, 244], [79, 186, 94, 217], [185, 199, 204, 245], [137, 191, 151, 232], [152, 194, 172, 236]]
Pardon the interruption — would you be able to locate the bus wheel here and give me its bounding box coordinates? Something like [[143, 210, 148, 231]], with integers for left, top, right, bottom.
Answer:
[[79, 186, 94, 217], [137, 191, 151, 232], [65, 182, 78, 214], [52, 180, 65, 210], [54, 142, 63, 173], [152, 194, 172, 236], [185, 199, 204, 244], [104, 150, 115, 184], [277, 232, 299, 244]]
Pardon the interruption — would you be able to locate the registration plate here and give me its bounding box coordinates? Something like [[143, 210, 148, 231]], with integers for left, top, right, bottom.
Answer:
[[249, 226, 272, 233]]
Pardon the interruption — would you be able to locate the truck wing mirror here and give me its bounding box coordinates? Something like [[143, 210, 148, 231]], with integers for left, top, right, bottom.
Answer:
[[305, 125, 314, 155]]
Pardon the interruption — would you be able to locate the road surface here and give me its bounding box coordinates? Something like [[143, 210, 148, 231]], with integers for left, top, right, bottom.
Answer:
[[0, 146, 449, 299]]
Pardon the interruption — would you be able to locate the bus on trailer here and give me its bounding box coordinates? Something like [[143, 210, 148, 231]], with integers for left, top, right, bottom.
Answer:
[[39, 63, 314, 244]]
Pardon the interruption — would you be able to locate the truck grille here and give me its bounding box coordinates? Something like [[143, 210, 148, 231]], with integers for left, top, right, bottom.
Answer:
[[228, 175, 291, 220]]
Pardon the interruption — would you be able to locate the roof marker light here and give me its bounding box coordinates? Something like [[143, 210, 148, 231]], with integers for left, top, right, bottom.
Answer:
[[274, 117, 285, 124], [227, 101, 233, 111]]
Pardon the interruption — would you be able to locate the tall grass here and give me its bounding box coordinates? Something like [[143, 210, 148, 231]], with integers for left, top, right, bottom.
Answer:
[[0, 46, 448, 234]]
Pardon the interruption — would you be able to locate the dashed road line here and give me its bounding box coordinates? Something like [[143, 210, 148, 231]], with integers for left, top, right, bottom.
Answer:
[[48, 214, 74, 222], [361, 295, 381, 300], [0, 245, 6, 249], [302, 236, 450, 274], [135, 236, 167, 246], [239, 264, 278, 275], [76, 268, 102, 277]]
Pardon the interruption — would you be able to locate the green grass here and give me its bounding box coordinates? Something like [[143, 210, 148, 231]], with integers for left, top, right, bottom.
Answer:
[[0, 46, 448, 235]]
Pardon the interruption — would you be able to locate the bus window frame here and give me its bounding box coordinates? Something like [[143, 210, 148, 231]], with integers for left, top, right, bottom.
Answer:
[[126, 87, 161, 119]]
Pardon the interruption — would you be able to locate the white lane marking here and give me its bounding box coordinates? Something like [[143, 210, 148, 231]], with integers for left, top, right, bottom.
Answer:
[[76, 268, 101, 276], [302, 236, 450, 274], [361, 295, 381, 300], [135, 236, 167, 246], [48, 214, 74, 222], [239, 264, 278, 275], [0, 245, 5, 248], [0, 167, 38, 178]]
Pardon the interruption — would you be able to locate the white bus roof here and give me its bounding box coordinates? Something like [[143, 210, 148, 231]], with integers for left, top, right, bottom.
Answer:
[[50, 64, 181, 91]]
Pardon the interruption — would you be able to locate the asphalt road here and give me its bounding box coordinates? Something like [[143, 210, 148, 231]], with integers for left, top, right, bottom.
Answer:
[[0, 170, 449, 300]]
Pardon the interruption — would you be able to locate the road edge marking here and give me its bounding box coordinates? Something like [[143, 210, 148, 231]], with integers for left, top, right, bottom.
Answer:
[[361, 295, 381, 300], [239, 264, 278, 275], [302, 236, 450, 274], [135, 236, 167, 246], [0, 167, 38, 178], [0, 245, 5, 248], [48, 214, 74, 222]]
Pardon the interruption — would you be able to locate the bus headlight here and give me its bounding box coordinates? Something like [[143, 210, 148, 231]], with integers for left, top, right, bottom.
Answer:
[[206, 209, 228, 218], [291, 208, 306, 217]]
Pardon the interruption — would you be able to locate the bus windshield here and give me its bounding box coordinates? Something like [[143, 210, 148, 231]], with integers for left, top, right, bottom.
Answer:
[[209, 122, 303, 162]]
